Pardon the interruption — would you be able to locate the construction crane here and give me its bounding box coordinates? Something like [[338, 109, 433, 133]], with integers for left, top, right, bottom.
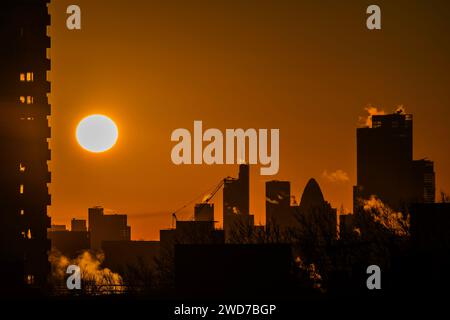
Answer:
[[201, 178, 227, 204], [170, 177, 230, 228], [171, 213, 178, 229], [194, 178, 227, 219]]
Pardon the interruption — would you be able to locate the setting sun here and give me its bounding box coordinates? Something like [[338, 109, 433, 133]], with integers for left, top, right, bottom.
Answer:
[[76, 115, 118, 153]]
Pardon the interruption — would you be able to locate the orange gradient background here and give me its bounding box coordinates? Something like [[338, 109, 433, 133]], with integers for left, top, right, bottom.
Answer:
[[48, 0, 450, 240]]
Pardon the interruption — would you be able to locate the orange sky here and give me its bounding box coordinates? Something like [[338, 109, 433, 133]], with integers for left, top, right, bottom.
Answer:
[[48, 0, 450, 240]]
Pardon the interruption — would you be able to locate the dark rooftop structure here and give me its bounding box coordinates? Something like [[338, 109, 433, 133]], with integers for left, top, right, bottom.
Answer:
[[88, 206, 131, 250], [102, 240, 160, 273], [175, 244, 292, 296]]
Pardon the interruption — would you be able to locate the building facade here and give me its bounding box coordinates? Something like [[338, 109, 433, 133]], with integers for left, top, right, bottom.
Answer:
[[0, 0, 51, 290], [265, 180, 296, 232], [354, 112, 435, 212], [194, 203, 214, 222], [223, 164, 254, 242], [88, 206, 131, 250]]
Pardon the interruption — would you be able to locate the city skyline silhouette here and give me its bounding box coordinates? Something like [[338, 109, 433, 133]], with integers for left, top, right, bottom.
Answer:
[[1, 0, 450, 309], [45, 0, 450, 240]]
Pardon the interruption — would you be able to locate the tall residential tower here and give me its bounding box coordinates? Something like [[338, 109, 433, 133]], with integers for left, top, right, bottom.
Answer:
[[0, 0, 52, 290]]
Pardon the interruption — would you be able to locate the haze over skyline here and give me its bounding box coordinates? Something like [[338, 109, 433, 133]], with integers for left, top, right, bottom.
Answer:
[[48, 0, 450, 240]]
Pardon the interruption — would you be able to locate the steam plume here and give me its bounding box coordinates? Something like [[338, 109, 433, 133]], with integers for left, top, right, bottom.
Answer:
[[394, 105, 406, 114], [359, 105, 385, 127], [362, 196, 410, 237], [49, 249, 124, 294]]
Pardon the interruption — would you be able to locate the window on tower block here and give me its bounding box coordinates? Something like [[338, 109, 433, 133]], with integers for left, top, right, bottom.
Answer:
[[19, 72, 34, 82]]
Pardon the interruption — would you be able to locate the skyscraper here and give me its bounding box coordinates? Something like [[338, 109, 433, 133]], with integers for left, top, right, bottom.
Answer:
[[297, 178, 337, 241], [223, 164, 250, 217], [223, 164, 254, 242], [0, 0, 51, 290], [265, 180, 294, 230], [354, 112, 435, 212]]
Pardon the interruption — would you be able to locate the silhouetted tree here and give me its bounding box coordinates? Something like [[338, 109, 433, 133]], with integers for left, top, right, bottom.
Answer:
[[122, 257, 156, 294], [153, 247, 175, 290]]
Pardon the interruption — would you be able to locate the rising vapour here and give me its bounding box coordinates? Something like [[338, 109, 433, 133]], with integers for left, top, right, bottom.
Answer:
[[362, 196, 410, 237], [359, 105, 408, 128], [359, 105, 386, 127], [49, 249, 124, 294], [394, 105, 406, 114]]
